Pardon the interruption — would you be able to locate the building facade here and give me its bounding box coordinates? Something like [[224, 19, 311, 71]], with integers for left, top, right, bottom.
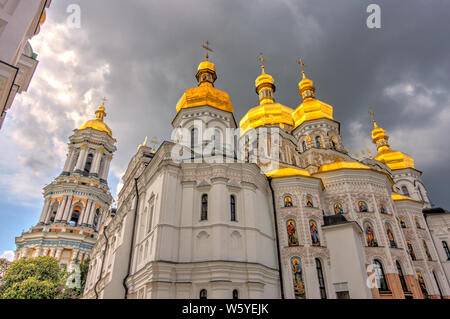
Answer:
[[14, 102, 116, 269], [83, 55, 449, 299], [0, 0, 51, 129]]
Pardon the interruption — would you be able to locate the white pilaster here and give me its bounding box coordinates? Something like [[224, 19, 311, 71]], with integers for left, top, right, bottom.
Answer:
[[75, 146, 88, 172], [55, 197, 68, 222], [82, 200, 93, 225], [62, 195, 74, 222], [38, 198, 50, 224], [91, 150, 102, 175]]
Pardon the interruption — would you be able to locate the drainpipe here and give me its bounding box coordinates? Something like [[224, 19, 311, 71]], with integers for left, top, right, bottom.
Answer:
[[267, 177, 285, 299], [94, 224, 109, 299], [122, 177, 140, 299]]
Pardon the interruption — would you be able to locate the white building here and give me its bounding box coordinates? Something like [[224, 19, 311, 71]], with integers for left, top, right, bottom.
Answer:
[[0, 0, 51, 129], [15, 102, 117, 270], [82, 55, 449, 299]]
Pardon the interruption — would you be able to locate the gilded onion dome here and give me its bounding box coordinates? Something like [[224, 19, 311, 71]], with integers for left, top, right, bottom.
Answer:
[[292, 61, 333, 128], [79, 103, 113, 137], [240, 55, 294, 135], [176, 58, 234, 113], [370, 110, 414, 170]]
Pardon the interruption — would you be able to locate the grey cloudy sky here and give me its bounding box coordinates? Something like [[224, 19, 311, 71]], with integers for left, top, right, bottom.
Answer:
[[1, 0, 449, 255]]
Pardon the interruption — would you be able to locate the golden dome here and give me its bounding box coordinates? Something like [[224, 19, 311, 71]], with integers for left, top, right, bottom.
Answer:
[[292, 69, 334, 128], [316, 157, 371, 173], [370, 109, 415, 170], [240, 103, 294, 135], [266, 167, 311, 178], [255, 73, 274, 90], [79, 104, 112, 137], [176, 60, 233, 114]]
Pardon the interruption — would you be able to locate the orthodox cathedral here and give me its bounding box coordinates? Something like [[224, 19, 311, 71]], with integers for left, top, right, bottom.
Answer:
[[15, 49, 450, 299]]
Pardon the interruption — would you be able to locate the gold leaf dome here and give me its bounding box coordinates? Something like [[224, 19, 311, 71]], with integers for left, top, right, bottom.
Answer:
[[240, 103, 294, 135], [265, 167, 311, 178], [316, 157, 371, 173], [292, 71, 333, 128], [79, 105, 113, 137], [176, 60, 233, 114], [370, 110, 415, 170]]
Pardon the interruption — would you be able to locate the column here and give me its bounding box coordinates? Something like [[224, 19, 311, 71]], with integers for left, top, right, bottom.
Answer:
[[90, 150, 102, 177], [55, 196, 68, 222], [74, 146, 88, 173], [88, 204, 98, 227], [62, 195, 74, 223], [62, 148, 74, 173], [42, 248, 49, 256], [44, 201, 54, 224], [38, 198, 50, 224], [81, 200, 93, 226], [100, 157, 111, 180], [55, 248, 63, 261], [49, 248, 56, 257]]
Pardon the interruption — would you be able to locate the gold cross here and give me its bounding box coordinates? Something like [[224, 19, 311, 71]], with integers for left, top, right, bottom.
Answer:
[[150, 136, 160, 153], [101, 97, 107, 106], [258, 53, 265, 73], [202, 41, 213, 61], [296, 57, 306, 77]]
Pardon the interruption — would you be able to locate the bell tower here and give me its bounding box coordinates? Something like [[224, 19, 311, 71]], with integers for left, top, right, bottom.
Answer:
[[14, 101, 117, 268]]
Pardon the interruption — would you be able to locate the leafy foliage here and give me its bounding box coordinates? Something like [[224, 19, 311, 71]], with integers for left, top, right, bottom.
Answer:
[[0, 258, 11, 280], [0, 256, 67, 299]]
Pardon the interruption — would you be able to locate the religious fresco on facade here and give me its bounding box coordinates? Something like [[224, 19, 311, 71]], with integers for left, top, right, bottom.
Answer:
[[380, 203, 387, 214], [399, 217, 406, 228], [310, 220, 320, 246], [417, 272, 428, 297], [291, 256, 306, 299], [286, 219, 299, 246], [422, 240, 432, 261], [334, 202, 343, 214], [364, 221, 378, 247], [385, 223, 396, 248], [284, 196, 293, 207], [407, 240, 416, 260], [306, 195, 314, 207], [358, 200, 368, 212]]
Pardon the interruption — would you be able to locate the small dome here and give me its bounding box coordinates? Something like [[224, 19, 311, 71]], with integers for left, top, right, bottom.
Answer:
[[197, 60, 216, 73], [316, 157, 371, 173], [240, 103, 294, 135], [255, 73, 274, 90], [176, 86, 233, 113], [292, 98, 334, 128], [266, 167, 311, 178], [79, 104, 113, 137]]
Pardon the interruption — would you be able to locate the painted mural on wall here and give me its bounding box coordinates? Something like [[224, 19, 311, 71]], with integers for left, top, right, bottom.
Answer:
[[306, 195, 313, 207], [334, 202, 343, 214], [286, 219, 299, 246], [385, 223, 397, 248], [310, 220, 320, 246], [358, 200, 368, 212], [364, 221, 378, 247], [291, 256, 306, 299]]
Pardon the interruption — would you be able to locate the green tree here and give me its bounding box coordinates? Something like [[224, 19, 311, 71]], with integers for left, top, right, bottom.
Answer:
[[0, 258, 11, 280], [0, 256, 67, 299]]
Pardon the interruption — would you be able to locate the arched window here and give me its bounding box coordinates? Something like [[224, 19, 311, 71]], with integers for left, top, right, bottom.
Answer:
[[49, 210, 57, 223], [230, 195, 236, 221], [201, 194, 208, 220], [191, 128, 198, 152], [417, 272, 428, 298], [306, 195, 314, 207], [212, 129, 222, 156], [422, 240, 432, 261], [331, 138, 337, 150], [373, 259, 389, 291], [315, 136, 322, 148], [442, 241, 450, 260], [232, 289, 239, 299], [284, 196, 293, 207], [200, 289, 207, 299], [364, 221, 378, 247], [302, 141, 307, 152], [396, 261, 409, 293], [315, 258, 327, 299], [385, 223, 397, 248], [406, 240, 416, 260], [84, 153, 94, 175], [401, 186, 410, 197], [69, 209, 81, 227], [432, 271, 443, 299], [93, 208, 100, 229]]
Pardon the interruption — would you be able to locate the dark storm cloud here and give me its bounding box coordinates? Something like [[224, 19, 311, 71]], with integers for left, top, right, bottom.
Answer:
[[6, 0, 450, 207]]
